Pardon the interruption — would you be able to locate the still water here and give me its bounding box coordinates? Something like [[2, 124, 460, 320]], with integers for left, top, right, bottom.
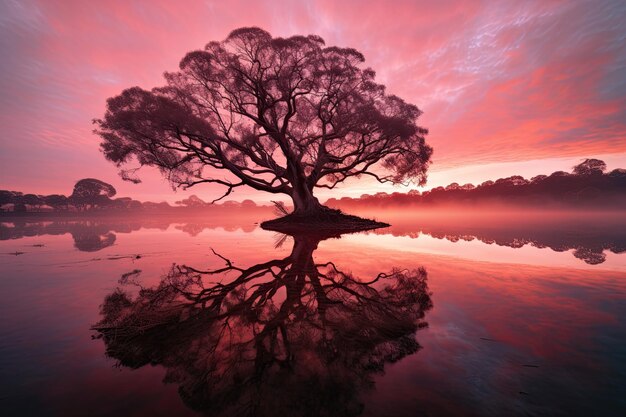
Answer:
[[1, 212, 625, 416]]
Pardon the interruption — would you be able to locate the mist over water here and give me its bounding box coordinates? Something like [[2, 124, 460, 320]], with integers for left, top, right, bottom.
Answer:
[[1, 209, 625, 416]]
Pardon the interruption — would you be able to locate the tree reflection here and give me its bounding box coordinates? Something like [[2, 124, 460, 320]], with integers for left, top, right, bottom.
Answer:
[[71, 230, 116, 252], [3, 215, 623, 263], [0, 217, 257, 252], [92, 232, 432, 416]]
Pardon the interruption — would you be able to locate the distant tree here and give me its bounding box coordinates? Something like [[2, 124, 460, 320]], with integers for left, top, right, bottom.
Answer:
[[70, 178, 117, 211], [111, 197, 142, 211], [0, 190, 14, 205], [142, 201, 171, 211], [112, 197, 132, 209], [44, 194, 69, 211], [158, 201, 172, 210], [22, 194, 44, 211], [608, 168, 626, 179], [175, 194, 206, 208], [128, 200, 143, 210], [240, 199, 256, 208], [95, 27, 432, 215], [572, 159, 607, 176], [324, 157, 625, 210], [0, 190, 22, 209], [495, 175, 527, 186]]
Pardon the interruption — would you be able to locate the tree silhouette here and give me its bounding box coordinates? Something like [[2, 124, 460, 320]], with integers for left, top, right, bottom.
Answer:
[[43, 194, 69, 211], [95, 27, 432, 215], [572, 158, 607, 176], [21, 194, 44, 210], [326, 159, 626, 210], [92, 232, 432, 416], [72, 230, 116, 252], [174, 194, 207, 208], [0, 190, 22, 209], [70, 178, 117, 211]]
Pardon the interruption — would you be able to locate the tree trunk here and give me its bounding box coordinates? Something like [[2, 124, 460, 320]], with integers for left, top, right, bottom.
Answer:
[[290, 182, 324, 215]]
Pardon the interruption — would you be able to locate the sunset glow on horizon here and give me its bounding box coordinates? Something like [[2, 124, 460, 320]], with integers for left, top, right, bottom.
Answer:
[[1, 0, 625, 203]]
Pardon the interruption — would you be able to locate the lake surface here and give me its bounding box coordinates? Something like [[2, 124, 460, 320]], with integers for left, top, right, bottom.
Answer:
[[1, 212, 625, 416]]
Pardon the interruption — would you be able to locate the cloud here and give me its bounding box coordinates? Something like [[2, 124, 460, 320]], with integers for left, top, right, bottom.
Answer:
[[1, 0, 625, 200]]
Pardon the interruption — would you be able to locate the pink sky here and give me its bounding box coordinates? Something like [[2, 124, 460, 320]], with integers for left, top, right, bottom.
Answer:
[[1, 0, 625, 203]]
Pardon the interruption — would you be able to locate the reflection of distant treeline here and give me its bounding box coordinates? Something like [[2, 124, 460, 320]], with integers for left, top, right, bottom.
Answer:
[[0, 177, 270, 214], [0, 215, 267, 252], [370, 213, 626, 265], [4, 212, 623, 265], [326, 159, 626, 209]]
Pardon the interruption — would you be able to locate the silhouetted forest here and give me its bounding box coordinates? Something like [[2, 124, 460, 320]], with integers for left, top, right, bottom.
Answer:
[[326, 159, 626, 210], [0, 177, 271, 214], [3, 159, 625, 215]]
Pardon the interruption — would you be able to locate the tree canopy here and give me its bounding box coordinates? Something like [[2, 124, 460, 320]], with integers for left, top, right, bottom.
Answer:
[[70, 178, 117, 210], [95, 27, 432, 213], [326, 159, 626, 210], [572, 158, 607, 176]]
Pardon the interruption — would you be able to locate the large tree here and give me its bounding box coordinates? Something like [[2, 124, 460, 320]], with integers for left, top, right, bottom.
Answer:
[[95, 27, 432, 215]]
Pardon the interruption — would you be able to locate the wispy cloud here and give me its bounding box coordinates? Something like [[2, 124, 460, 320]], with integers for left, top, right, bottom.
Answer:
[[1, 0, 625, 200]]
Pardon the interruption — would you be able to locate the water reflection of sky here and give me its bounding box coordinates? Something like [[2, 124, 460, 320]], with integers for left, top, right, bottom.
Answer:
[[3, 213, 624, 269], [1, 217, 625, 416], [346, 233, 626, 271]]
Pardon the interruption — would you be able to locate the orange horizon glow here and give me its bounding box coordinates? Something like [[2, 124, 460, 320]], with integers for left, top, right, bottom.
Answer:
[[1, 0, 625, 203]]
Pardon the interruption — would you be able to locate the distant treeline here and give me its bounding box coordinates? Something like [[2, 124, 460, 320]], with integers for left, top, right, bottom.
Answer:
[[3, 212, 623, 264], [325, 159, 626, 209], [3, 159, 625, 214], [0, 177, 269, 214]]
